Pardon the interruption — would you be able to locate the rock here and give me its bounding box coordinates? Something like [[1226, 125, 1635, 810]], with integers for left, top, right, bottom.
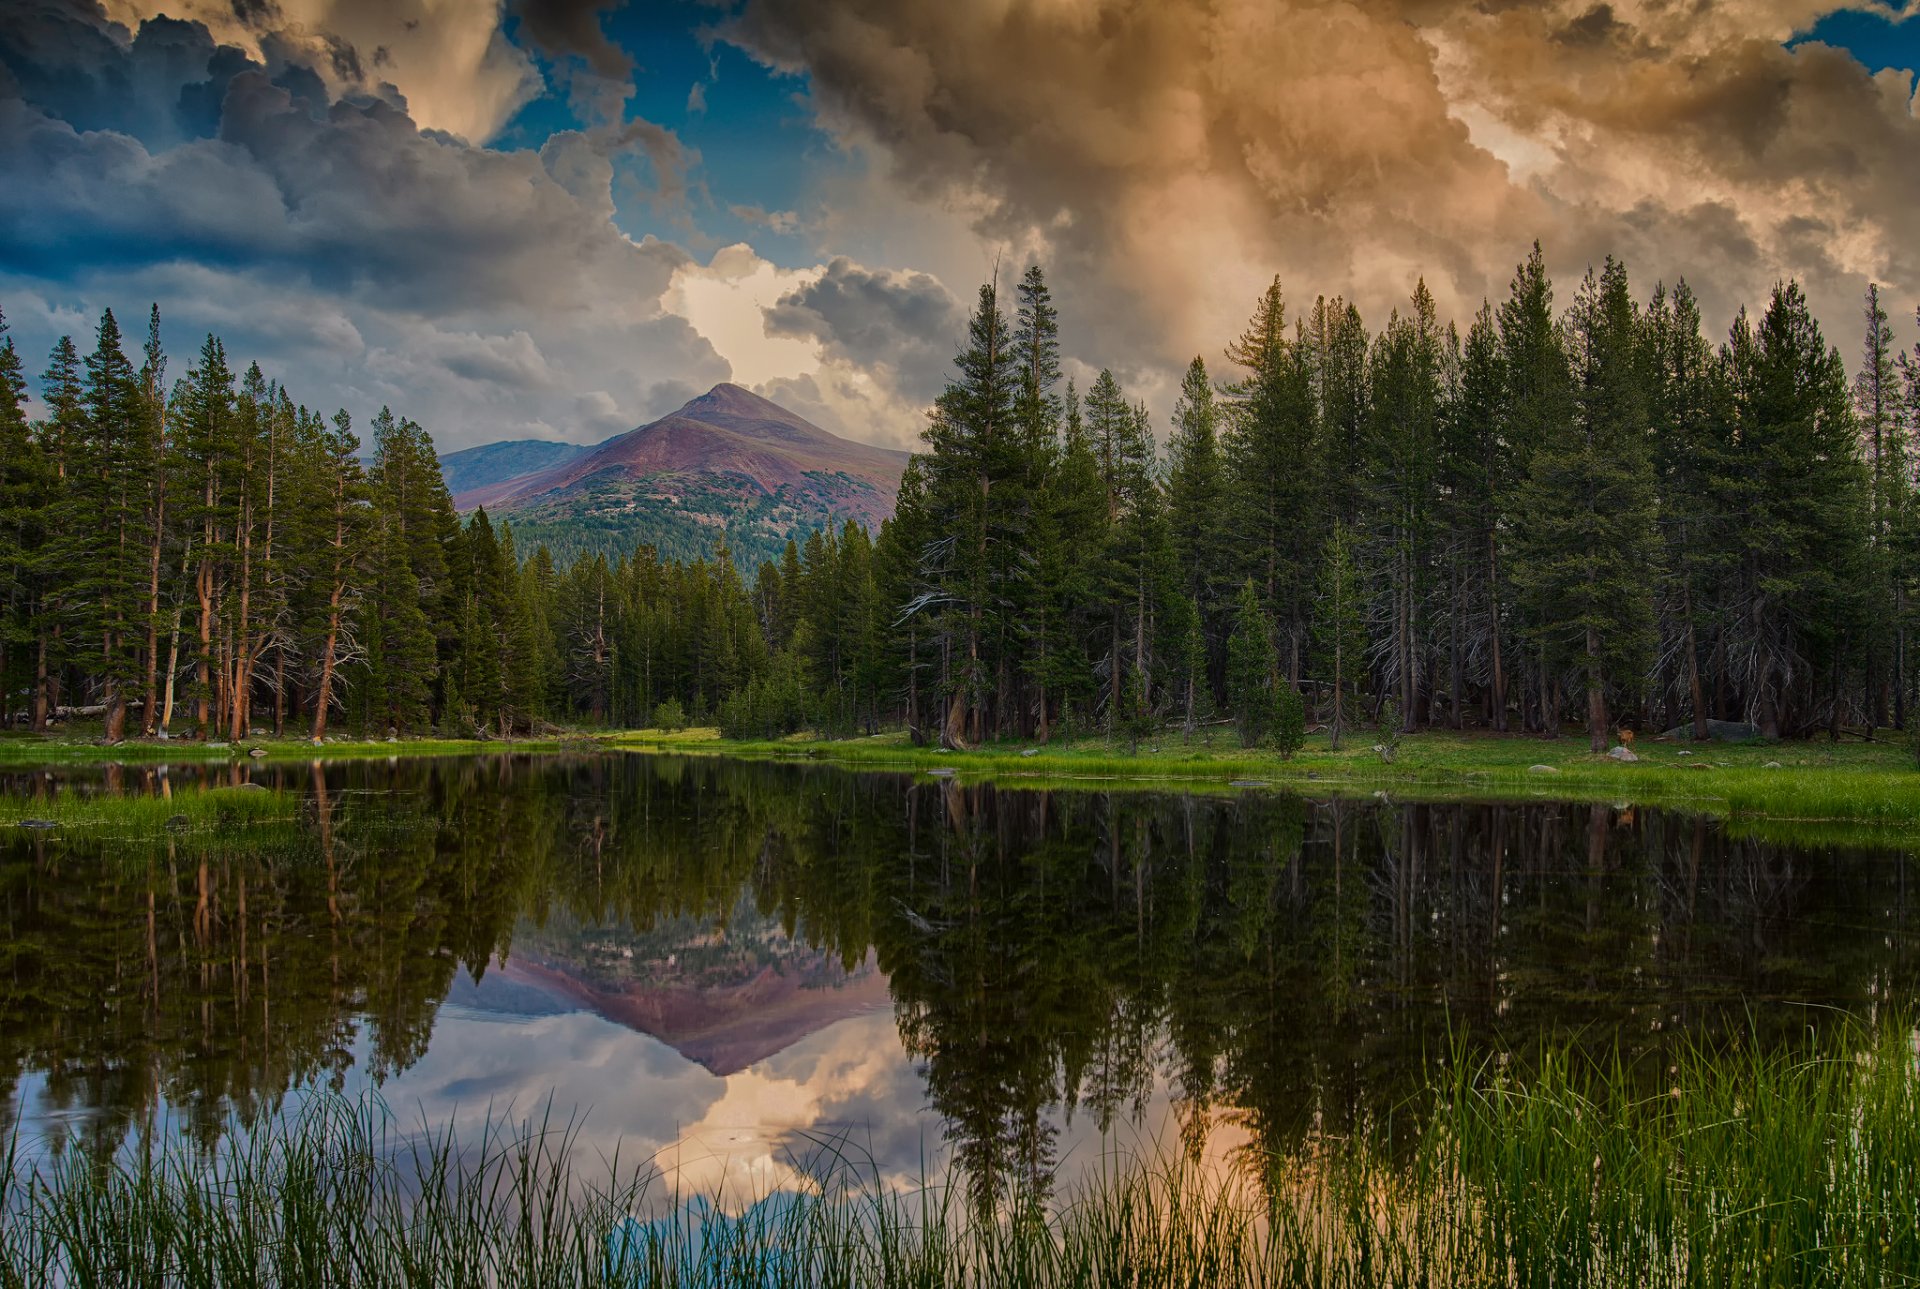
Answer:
[[1020, 748, 1039, 758], [1660, 719, 1764, 744], [1528, 764, 1559, 774], [16, 819, 57, 830], [1305, 771, 1319, 780], [1608, 746, 1639, 763], [1677, 750, 1692, 757], [1764, 761, 1783, 770], [926, 767, 957, 778], [206, 742, 229, 750], [248, 748, 267, 758], [1228, 779, 1269, 788], [232, 782, 268, 792], [165, 814, 191, 833]]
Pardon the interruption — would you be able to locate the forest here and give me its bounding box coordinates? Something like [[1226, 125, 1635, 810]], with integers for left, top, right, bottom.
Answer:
[[0, 242, 1913, 751]]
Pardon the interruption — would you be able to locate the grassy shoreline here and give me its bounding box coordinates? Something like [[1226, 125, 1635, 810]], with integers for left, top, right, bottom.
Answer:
[[0, 730, 583, 767], [611, 725, 1920, 837], [8, 721, 1920, 839]]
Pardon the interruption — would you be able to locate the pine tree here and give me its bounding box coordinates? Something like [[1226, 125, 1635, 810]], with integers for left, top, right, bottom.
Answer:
[[1511, 258, 1659, 751], [1365, 282, 1442, 730], [304, 410, 368, 742], [77, 309, 147, 741], [1855, 284, 1910, 729], [918, 281, 1019, 746], [1224, 280, 1320, 684], [1730, 282, 1868, 736], [1646, 280, 1732, 740], [1499, 242, 1577, 732], [1226, 580, 1275, 748], [1314, 521, 1367, 750], [364, 408, 440, 732], [0, 306, 36, 726], [1166, 356, 1231, 693]]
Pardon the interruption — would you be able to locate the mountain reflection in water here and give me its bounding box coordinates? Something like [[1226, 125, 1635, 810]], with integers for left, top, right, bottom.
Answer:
[[2, 753, 1914, 1203]]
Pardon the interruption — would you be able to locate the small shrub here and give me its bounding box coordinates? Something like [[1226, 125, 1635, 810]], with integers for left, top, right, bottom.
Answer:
[[1375, 697, 1403, 764], [651, 696, 687, 732], [1272, 680, 1305, 759]]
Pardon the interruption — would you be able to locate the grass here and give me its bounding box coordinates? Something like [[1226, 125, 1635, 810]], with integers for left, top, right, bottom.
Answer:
[[613, 725, 1920, 839], [0, 725, 578, 768], [0, 783, 300, 838], [4, 1019, 1916, 1287]]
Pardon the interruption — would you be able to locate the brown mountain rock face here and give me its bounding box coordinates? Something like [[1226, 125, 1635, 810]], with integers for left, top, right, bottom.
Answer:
[[453, 384, 911, 532]]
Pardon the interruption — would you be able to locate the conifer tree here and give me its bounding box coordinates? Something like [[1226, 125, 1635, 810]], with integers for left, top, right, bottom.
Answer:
[[1166, 356, 1230, 688], [1499, 242, 1577, 732], [1855, 283, 1910, 729], [1731, 282, 1868, 737], [1646, 280, 1731, 739], [1314, 522, 1366, 750], [1511, 258, 1659, 751], [304, 410, 368, 742], [919, 282, 1019, 745], [0, 307, 35, 725], [1365, 282, 1442, 730], [1226, 580, 1275, 748]]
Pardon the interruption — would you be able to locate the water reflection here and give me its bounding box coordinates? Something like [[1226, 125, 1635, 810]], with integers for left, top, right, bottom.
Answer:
[[2, 754, 1913, 1203]]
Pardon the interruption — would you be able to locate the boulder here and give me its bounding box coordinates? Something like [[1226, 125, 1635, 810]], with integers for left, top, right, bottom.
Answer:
[[1528, 764, 1559, 774], [1660, 719, 1764, 743], [926, 767, 957, 778], [1020, 748, 1039, 758], [16, 819, 57, 830], [1228, 779, 1269, 788], [1764, 761, 1783, 770], [1608, 746, 1639, 763]]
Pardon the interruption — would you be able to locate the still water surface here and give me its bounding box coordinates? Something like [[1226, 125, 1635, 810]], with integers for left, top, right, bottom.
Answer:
[[3, 753, 1915, 1198]]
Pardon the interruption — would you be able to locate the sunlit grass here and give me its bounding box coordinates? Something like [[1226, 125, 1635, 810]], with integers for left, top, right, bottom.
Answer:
[[612, 726, 1920, 837], [6, 1019, 1916, 1287], [0, 783, 299, 838], [0, 728, 580, 768]]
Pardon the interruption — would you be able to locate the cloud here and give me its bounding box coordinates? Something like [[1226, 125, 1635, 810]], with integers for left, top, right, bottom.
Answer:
[[508, 0, 636, 122], [97, 0, 543, 143], [0, 2, 735, 448], [724, 0, 1920, 395], [765, 256, 962, 404]]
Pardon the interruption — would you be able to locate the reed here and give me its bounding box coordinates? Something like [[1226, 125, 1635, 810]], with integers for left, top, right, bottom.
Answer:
[[6, 1018, 1916, 1287]]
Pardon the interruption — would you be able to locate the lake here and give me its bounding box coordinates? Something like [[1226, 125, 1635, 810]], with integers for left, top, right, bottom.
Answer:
[[4, 752, 1915, 1206]]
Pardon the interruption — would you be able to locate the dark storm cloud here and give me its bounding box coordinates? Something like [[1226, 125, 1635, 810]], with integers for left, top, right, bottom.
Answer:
[[726, 0, 1920, 380], [765, 257, 962, 402], [508, 0, 635, 119], [0, 1, 727, 447], [509, 0, 632, 80]]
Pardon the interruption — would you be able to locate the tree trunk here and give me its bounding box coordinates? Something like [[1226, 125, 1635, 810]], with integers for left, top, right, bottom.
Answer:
[[31, 623, 49, 733], [310, 587, 344, 743], [1487, 529, 1507, 732], [1684, 585, 1708, 742], [1585, 625, 1608, 753], [160, 605, 182, 736]]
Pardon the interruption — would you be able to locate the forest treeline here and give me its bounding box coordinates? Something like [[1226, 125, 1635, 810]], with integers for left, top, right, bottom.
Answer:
[[0, 242, 1913, 747]]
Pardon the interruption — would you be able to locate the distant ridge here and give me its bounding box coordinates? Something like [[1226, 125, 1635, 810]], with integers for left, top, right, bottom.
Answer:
[[446, 384, 911, 568], [437, 438, 589, 497]]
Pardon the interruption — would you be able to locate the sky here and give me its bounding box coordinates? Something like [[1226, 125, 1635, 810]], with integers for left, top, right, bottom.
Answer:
[[2, 0, 1919, 455]]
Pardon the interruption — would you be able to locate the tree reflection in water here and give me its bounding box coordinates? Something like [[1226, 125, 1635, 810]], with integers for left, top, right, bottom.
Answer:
[[1, 754, 1912, 1208]]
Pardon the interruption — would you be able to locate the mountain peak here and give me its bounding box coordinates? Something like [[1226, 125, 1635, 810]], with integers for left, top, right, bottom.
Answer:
[[681, 381, 799, 422]]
